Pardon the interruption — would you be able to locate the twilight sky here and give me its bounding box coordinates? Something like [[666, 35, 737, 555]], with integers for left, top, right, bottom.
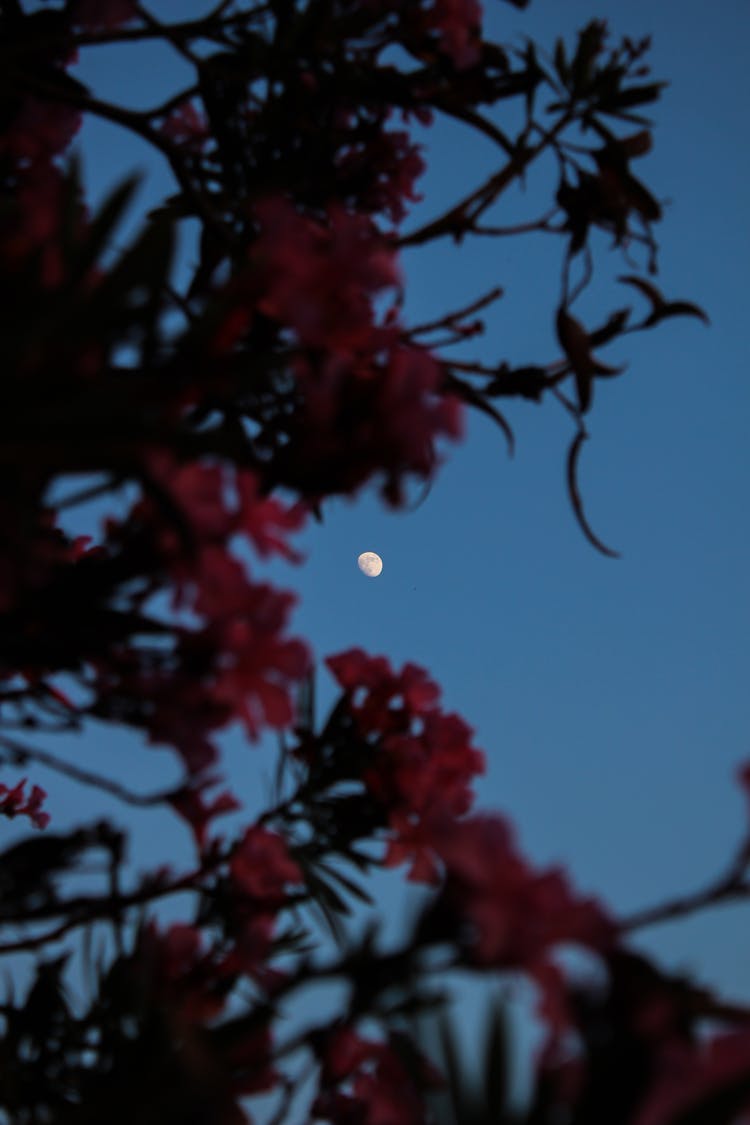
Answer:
[[33, 0, 750, 1023]]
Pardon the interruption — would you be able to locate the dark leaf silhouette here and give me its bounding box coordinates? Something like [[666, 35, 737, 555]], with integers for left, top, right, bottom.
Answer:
[[567, 430, 620, 557], [619, 274, 710, 326], [556, 308, 625, 413]]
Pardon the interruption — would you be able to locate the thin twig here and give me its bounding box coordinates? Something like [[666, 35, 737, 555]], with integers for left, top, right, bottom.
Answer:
[[408, 286, 503, 337], [0, 734, 172, 809], [397, 115, 571, 249], [620, 875, 750, 933]]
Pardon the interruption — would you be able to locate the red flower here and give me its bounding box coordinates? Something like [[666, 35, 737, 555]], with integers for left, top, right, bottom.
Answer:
[[284, 339, 462, 505], [424, 0, 484, 69], [168, 774, 241, 850], [436, 815, 615, 966], [315, 1029, 435, 1125], [235, 472, 306, 560], [325, 649, 441, 734], [326, 648, 392, 694], [254, 198, 400, 356], [159, 101, 209, 152], [230, 825, 303, 900], [216, 913, 276, 983], [138, 922, 227, 1025], [352, 1043, 435, 1125], [141, 455, 306, 565], [382, 810, 444, 884], [634, 1030, 750, 1125], [335, 129, 425, 223], [321, 1027, 379, 1083], [72, 0, 137, 31], [0, 779, 50, 829], [209, 587, 310, 739], [1, 168, 68, 287], [325, 649, 484, 884], [0, 99, 81, 164], [378, 711, 484, 818]]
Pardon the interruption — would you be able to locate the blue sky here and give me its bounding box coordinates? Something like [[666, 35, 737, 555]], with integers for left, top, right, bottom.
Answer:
[[28, 0, 750, 1022]]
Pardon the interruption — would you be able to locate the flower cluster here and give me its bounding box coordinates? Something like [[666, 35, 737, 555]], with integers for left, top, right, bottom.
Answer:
[[326, 648, 485, 882], [89, 457, 310, 777], [313, 1026, 439, 1125]]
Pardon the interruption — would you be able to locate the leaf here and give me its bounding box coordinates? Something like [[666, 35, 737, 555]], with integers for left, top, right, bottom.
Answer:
[[305, 870, 349, 945], [483, 1003, 511, 1121], [556, 308, 624, 414], [603, 80, 667, 110], [521, 40, 543, 119], [71, 173, 142, 284], [315, 861, 374, 907], [87, 222, 164, 330], [620, 128, 653, 158], [566, 430, 620, 558], [304, 868, 351, 917], [438, 1013, 477, 1125], [591, 75, 666, 123], [446, 373, 514, 455], [570, 20, 607, 96], [553, 38, 568, 86], [588, 307, 631, 347], [295, 667, 316, 734], [618, 274, 709, 327]]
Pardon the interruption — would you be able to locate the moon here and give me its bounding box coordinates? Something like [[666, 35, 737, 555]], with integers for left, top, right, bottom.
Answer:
[[357, 551, 383, 577]]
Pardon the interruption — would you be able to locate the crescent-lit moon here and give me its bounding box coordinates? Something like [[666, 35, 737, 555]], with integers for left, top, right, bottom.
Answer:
[[357, 551, 383, 577]]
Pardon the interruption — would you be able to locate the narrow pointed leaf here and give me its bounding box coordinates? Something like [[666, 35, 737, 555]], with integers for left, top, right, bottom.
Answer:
[[483, 1003, 511, 1121], [566, 431, 620, 558]]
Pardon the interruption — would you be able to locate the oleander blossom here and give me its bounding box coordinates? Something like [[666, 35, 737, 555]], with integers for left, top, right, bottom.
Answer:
[[230, 825, 304, 901], [284, 343, 463, 505], [71, 0, 137, 31], [253, 198, 401, 356], [326, 648, 484, 883], [428, 0, 484, 69], [0, 779, 50, 829], [433, 814, 616, 966], [313, 1026, 440, 1125]]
